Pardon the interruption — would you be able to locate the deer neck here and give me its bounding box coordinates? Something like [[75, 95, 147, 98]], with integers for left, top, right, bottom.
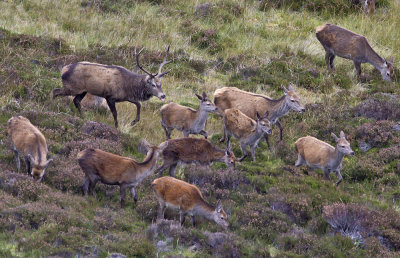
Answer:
[[132, 147, 159, 181], [191, 108, 209, 132], [193, 200, 215, 219], [331, 148, 345, 169], [269, 97, 290, 123], [211, 148, 225, 163], [246, 125, 265, 144], [365, 45, 386, 71]]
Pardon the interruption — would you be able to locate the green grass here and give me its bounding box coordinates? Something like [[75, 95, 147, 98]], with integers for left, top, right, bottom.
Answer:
[[0, 0, 400, 256]]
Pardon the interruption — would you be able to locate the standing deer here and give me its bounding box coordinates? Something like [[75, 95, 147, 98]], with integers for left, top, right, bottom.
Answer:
[[77, 140, 160, 207], [53, 46, 171, 128], [214, 85, 305, 148], [152, 176, 229, 228], [222, 109, 272, 162], [7, 116, 53, 182], [156, 137, 235, 177], [160, 92, 217, 139], [294, 131, 354, 186], [316, 24, 394, 82]]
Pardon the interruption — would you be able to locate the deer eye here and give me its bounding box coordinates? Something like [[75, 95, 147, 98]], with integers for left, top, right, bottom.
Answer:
[[291, 99, 295, 102]]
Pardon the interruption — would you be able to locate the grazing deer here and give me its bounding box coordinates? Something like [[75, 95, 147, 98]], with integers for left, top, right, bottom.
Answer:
[[222, 108, 272, 162], [214, 85, 305, 148], [160, 92, 217, 139], [7, 116, 53, 182], [53, 46, 171, 128], [77, 141, 160, 207], [316, 23, 394, 82], [152, 176, 229, 228], [294, 131, 354, 186], [156, 137, 235, 177]]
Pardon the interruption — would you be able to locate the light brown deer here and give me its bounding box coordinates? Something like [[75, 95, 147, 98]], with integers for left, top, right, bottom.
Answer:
[[7, 116, 53, 182], [316, 23, 394, 82], [77, 141, 160, 207], [214, 85, 305, 148], [160, 92, 217, 139], [294, 131, 354, 186], [222, 108, 272, 162], [156, 137, 235, 177], [53, 46, 171, 128], [152, 176, 229, 228]]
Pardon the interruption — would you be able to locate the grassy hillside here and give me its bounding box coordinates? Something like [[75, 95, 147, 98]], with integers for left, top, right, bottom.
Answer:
[[1, 0, 400, 257]]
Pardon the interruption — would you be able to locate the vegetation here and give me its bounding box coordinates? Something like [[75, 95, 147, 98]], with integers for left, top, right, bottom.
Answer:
[[0, 0, 400, 256]]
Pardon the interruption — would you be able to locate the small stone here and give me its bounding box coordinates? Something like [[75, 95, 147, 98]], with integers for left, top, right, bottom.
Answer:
[[109, 253, 126, 258], [359, 141, 371, 152]]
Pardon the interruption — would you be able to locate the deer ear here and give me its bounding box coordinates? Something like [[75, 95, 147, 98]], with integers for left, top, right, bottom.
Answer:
[[340, 131, 345, 139], [288, 83, 294, 91], [43, 159, 53, 168], [331, 133, 339, 142], [27, 154, 35, 164], [263, 111, 269, 118], [195, 93, 203, 100], [389, 57, 394, 64], [216, 200, 222, 212], [256, 112, 261, 120], [282, 85, 288, 95], [202, 92, 207, 99], [225, 149, 230, 156]]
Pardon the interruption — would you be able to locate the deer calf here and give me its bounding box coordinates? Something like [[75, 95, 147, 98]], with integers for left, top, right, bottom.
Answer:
[[214, 85, 305, 148], [156, 137, 235, 177], [160, 92, 217, 139], [77, 141, 160, 207], [7, 116, 53, 182], [222, 108, 272, 162], [152, 176, 229, 228], [316, 23, 394, 82], [53, 46, 171, 128], [294, 131, 354, 186]]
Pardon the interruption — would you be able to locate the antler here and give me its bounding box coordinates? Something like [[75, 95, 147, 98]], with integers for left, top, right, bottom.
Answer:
[[157, 45, 171, 77], [135, 47, 154, 77]]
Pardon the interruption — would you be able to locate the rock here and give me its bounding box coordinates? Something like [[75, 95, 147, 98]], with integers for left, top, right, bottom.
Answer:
[[359, 141, 372, 152], [392, 123, 400, 133], [354, 93, 400, 121], [204, 231, 228, 248], [195, 3, 212, 17], [156, 240, 170, 253]]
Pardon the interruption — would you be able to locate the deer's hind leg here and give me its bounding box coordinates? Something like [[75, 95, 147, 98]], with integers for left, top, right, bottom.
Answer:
[[73, 92, 87, 113], [325, 52, 335, 71], [295, 154, 305, 167]]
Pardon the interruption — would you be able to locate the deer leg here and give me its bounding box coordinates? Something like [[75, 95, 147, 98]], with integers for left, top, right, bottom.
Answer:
[[295, 154, 305, 167], [120, 184, 128, 208], [130, 101, 141, 126], [334, 170, 343, 186], [238, 143, 248, 162], [226, 135, 232, 149], [82, 178, 90, 195], [264, 134, 271, 149], [23, 156, 31, 174], [325, 52, 335, 71], [353, 60, 362, 79], [106, 98, 119, 128], [329, 54, 335, 71], [250, 144, 257, 162], [73, 92, 87, 113], [130, 187, 137, 204], [157, 201, 166, 220], [190, 215, 196, 227], [199, 130, 208, 139], [13, 150, 20, 173], [323, 169, 331, 181], [88, 176, 99, 196], [161, 122, 172, 139], [156, 160, 173, 177], [220, 125, 226, 143], [276, 121, 283, 142], [168, 163, 178, 177], [180, 211, 186, 226]]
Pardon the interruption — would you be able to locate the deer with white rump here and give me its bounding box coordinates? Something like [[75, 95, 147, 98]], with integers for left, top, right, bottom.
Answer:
[[294, 131, 354, 186], [160, 92, 217, 139], [215, 85, 305, 148], [53, 46, 171, 128]]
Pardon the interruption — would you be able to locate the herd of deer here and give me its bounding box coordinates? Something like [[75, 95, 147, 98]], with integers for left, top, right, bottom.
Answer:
[[6, 23, 395, 229]]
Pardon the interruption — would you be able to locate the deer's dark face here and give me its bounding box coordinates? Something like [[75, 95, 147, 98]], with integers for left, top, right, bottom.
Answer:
[[381, 61, 395, 82], [146, 76, 166, 102]]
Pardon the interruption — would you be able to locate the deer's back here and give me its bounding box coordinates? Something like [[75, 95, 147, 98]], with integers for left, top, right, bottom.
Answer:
[[295, 136, 335, 166], [224, 108, 256, 139], [214, 87, 271, 120], [160, 103, 197, 129]]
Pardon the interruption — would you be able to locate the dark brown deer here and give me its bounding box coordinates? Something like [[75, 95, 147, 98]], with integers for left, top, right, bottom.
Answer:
[[53, 46, 171, 128], [316, 24, 394, 82], [156, 138, 236, 177]]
